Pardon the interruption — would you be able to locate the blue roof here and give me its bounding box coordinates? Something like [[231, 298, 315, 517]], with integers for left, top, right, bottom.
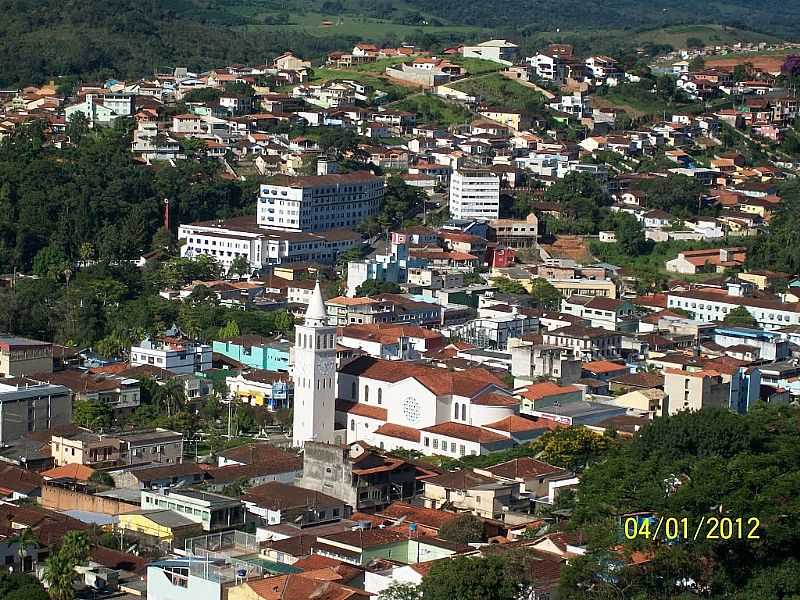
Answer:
[[715, 326, 778, 340]]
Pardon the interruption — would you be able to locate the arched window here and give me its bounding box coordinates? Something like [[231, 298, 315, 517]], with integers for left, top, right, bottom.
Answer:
[[351, 381, 357, 399], [377, 389, 383, 405], [364, 385, 370, 402], [454, 402, 460, 420], [350, 419, 355, 431], [461, 404, 467, 421]]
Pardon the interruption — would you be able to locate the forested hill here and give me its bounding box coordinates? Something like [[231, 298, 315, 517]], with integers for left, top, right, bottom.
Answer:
[[0, 0, 354, 86], [0, 0, 798, 86], [403, 0, 800, 34]]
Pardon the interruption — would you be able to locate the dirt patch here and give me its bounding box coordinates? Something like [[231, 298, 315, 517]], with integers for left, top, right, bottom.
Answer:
[[706, 54, 787, 74]]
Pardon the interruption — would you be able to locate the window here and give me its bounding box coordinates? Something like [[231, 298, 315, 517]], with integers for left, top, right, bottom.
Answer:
[[364, 386, 370, 402], [432, 439, 438, 449], [461, 404, 467, 421], [424, 437, 430, 447], [450, 442, 456, 453], [454, 402, 459, 420], [351, 381, 357, 399], [350, 419, 355, 431], [377, 389, 382, 405]]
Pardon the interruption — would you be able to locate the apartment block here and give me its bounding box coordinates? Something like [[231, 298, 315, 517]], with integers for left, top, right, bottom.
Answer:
[[258, 172, 383, 232], [449, 170, 500, 221]]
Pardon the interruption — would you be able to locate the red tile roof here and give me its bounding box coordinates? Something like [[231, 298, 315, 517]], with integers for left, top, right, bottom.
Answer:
[[581, 360, 627, 374], [339, 356, 505, 397], [377, 502, 458, 531], [41, 463, 96, 481], [335, 400, 388, 421], [483, 415, 559, 433], [420, 422, 508, 444], [472, 392, 519, 407], [373, 423, 421, 442], [520, 382, 580, 401]]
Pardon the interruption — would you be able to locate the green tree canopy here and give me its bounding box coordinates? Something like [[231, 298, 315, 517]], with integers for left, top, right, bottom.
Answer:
[[723, 305, 758, 328], [421, 555, 524, 600], [355, 280, 402, 297], [438, 514, 486, 544]]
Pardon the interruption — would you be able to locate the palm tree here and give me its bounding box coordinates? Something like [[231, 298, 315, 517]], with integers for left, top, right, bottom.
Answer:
[[42, 553, 76, 600], [15, 527, 38, 572]]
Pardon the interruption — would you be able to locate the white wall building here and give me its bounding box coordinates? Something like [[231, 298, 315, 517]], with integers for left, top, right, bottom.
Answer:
[[179, 216, 361, 272], [258, 172, 384, 232], [449, 170, 500, 221], [130, 338, 212, 374], [292, 281, 337, 447]]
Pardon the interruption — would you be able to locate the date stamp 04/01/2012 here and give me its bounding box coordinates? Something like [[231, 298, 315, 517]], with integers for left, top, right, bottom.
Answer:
[[623, 516, 761, 542]]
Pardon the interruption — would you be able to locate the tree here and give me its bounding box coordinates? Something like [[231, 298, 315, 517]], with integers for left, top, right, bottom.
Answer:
[[378, 582, 422, 600], [14, 528, 38, 572], [529, 278, 562, 310], [217, 319, 241, 340], [59, 532, 90, 567], [438, 514, 486, 544], [33, 245, 70, 281], [355, 280, 402, 297], [614, 212, 648, 255], [42, 553, 76, 600], [228, 255, 250, 278], [73, 399, 113, 430], [723, 305, 758, 328], [747, 182, 800, 274], [490, 277, 528, 295], [421, 555, 521, 600], [533, 426, 614, 471], [89, 471, 115, 487], [151, 226, 177, 255], [688, 55, 705, 71], [0, 573, 48, 600]]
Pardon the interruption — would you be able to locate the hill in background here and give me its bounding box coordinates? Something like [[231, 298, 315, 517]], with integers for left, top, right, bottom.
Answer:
[[0, 0, 796, 86]]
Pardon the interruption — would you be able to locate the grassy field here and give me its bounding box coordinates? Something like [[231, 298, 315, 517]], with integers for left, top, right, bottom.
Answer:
[[449, 57, 505, 75], [392, 93, 472, 126], [630, 24, 779, 49], [308, 65, 415, 100], [450, 73, 544, 112]]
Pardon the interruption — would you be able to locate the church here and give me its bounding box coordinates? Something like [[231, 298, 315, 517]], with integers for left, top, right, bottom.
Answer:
[[293, 281, 555, 456]]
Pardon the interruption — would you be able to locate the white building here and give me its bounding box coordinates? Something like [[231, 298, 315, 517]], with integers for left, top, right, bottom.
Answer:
[[292, 281, 337, 447], [335, 356, 547, 457], [461, 40, 519, 65], [130, 338, 212, 374], [667, 287, 800, 331], [258, 172, 384, 232], [178, 216, 361, 272], [449, 170, 500, 221]]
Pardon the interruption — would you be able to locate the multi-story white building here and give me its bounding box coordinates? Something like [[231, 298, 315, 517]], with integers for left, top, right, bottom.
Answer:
[[449, 170, 500, 221], [666, 286, 800, 331], [130, 338, 212, 374], [178, 216, 361, 272], [292, 281, 337, 447], [258, 172, 383, 232]]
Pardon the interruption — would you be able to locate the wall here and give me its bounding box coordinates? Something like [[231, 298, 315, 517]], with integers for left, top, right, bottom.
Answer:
[[298, 443, 355, 507], [41, 484, 139, 515]]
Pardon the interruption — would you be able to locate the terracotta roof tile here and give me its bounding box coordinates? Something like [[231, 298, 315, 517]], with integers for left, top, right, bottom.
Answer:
[[373, 423, 420, 442], [335, 400, 387, 421], [483, 415, 559, 433], [421, 422, 508, 444]]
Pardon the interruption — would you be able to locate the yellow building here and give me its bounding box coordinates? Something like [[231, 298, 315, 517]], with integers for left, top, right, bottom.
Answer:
[[118, 509, 202, 546]]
